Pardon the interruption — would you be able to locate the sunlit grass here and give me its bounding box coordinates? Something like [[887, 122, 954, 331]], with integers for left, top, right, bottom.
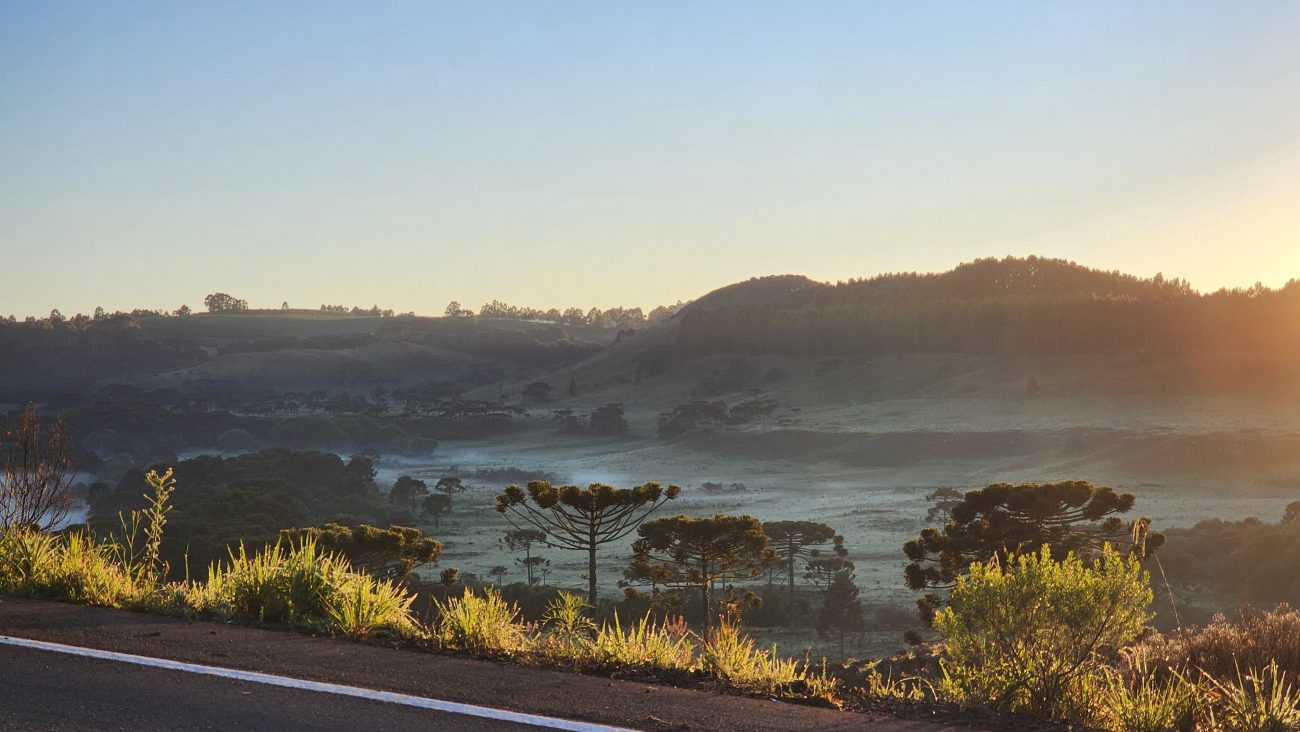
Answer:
[[1210, 662, 1300, 732], [433, 586, 530, 654], [191, 537, 419, 639], [0, 528, 143, 607], [593, 612, 695, 671]]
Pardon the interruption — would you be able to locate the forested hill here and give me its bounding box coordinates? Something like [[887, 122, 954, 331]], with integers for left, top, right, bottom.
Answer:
[[673, 256, 1300, 358]]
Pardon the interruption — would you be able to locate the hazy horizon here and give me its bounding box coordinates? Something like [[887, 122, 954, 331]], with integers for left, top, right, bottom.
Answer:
[[4, 1, 1300, 316]]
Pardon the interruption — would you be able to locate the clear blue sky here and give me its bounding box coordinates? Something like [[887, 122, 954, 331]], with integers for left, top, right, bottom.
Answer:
[[3, 1, 1299, 317]]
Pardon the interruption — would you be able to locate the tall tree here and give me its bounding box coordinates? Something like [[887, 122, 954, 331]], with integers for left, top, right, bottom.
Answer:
[[804, 556, 855, 588], [817, 568, 865, 658], [390, 475, 428, 512], [925, 487, 964, 524], [903, 480, 1163, 622], [627, 513, 774, 630], [203, 292, 248, 313], [421, 494, 450, 528], [495, 481, 679, 603], [1284, 500, 1300, 524], [500, 528, 548, 586], [1, 406, 76, 532], [435, 476, 466, 511], [763, 520, 847, 627]]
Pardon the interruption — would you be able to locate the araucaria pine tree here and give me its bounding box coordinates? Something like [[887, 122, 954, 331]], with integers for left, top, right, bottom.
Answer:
[[763, 520, 847, 627], [495, 481, 679, 603], [626, 513, 774, 630]]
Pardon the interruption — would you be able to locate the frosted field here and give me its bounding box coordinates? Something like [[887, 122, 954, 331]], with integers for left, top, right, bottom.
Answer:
[[375, 419, 1298, 659]]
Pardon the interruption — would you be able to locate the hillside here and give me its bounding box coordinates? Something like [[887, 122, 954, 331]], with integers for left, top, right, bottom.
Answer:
[[666, 257, 1300, 359]]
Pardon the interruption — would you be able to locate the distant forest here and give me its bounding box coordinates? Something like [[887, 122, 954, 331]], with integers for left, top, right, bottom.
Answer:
[[675, 257, 1300, 357]]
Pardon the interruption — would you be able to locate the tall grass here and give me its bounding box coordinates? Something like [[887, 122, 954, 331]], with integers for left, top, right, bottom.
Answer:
[[538, 591, 597, 659], [327, 577, 418, 640], [433, 587, 529, 654], [593, 612, 695, 670], [0, 528, 143, 607], [1209, 662, 1300, 732], [0, 468, 840, 706], [1095, 656, 1202, 732], [192, 537, 419, 638], [702, 619, 802, 692]]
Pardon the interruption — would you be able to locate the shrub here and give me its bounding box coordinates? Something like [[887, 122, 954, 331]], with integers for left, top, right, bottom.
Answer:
[[934, 545, 1152, 720], [1130, 604, 1300, 682]]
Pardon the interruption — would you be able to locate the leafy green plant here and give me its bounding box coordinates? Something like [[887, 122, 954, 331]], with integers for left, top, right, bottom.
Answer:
[[109, 468, 176, 588], [934, 545, 1152, 720]]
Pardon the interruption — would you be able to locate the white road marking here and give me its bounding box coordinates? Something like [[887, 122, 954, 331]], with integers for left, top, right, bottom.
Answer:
[[0, 634, 636, 732]]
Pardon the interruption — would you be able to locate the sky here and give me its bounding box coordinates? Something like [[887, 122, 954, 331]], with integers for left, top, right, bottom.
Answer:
[[2, 1, 1299, 317]]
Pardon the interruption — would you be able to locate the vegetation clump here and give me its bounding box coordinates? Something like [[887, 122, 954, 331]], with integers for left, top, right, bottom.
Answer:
[[904, 480, 1162, 621], [934, 545, 1152, 719]]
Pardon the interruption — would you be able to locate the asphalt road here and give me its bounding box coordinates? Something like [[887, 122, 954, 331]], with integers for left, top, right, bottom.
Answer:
[[0, 643, 541, 731]]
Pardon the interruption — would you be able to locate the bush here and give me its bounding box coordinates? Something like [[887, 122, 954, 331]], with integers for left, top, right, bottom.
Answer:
[[934, 545, 1152, 720], [1131, 604, 1300, 682]]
